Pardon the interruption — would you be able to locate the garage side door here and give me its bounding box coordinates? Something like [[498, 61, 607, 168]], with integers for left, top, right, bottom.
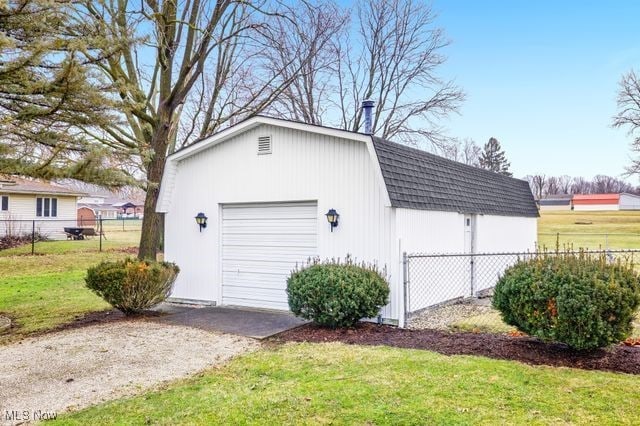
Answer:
[[221, 202, 318, 310]]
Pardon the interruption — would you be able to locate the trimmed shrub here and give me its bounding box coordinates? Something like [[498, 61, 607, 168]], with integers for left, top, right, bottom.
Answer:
[[287, 256, 390, 328], [493, 251, 640, 350], [86, 258, 179, 314]]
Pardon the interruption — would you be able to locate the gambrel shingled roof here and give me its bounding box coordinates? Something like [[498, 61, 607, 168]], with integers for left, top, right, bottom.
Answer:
[[160, 116, 538, 218], [372, 136, 539, 217]]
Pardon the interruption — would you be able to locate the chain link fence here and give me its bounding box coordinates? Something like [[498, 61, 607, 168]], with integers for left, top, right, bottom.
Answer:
[[403, 249, 640, 333], [0, 218, 141, 254]]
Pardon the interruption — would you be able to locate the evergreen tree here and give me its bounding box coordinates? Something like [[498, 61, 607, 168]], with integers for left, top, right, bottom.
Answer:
[[0, 0, 132, 186], [479, 137, 512, 176]]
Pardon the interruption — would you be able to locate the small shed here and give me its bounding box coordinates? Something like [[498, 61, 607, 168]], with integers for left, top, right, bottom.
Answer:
[[157, 116, 538, 326], [77, 206, 97, 227]]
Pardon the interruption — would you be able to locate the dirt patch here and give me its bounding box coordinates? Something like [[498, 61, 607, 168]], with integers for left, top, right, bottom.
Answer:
[[0, 321, 258, 423], [107, 246, 138, 254], [0, 316, 10, 331], [49, 309, 163, 334], [1, 309, 163, 346], [277, 323, 640, 375]]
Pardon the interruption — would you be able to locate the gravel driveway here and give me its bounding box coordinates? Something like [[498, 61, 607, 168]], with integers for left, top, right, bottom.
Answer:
[[0, 321, 257, 424]]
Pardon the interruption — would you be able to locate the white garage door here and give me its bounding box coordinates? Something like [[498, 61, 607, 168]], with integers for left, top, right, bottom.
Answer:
[[221, 202, 318, 310]]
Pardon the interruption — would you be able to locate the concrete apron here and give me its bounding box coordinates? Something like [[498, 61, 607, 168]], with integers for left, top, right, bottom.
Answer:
[[151, 304, 308, 339]]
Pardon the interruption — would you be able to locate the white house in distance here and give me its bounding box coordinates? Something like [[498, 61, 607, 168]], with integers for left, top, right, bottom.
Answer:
[[0, 177, 84, 239], [157, 115, 538, 326]]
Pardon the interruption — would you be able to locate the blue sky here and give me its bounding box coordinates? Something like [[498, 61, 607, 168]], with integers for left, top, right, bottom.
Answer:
[[430, 0, 640, 180]]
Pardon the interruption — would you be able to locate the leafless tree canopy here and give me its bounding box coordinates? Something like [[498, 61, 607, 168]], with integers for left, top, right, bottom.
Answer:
[[613, 69, 640, 175], [524, 174, 640, 198], [439, 138, 481, 166], [64, 0, 342, 258], [2, 0, 465, 258], [266, 0, 464, 149]]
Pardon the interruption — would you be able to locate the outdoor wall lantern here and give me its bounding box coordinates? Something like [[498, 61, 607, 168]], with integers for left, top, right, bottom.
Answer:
[[325, 208, 339, 232], [195, 212, 208, 232]]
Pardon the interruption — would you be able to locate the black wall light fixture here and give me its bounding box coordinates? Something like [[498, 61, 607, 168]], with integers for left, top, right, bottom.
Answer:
[[195, 212, 208, 232], [325, 208, 339, 232]]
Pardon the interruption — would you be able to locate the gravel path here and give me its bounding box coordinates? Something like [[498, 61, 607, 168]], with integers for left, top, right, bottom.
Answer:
[[408, 303, 495, 330], [0, 321, 257, 424]]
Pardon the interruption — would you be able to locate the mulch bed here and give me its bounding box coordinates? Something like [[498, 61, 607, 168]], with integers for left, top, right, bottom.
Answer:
[[277, 323, 640, 375]]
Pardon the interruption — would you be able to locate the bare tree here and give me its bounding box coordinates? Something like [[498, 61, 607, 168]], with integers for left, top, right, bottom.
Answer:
[[53, 0, 333, 259], [333, 0, 463, 148], [570, 177, 591, 194], [557, 175, 572, 194], [264, 1, 347, 125], [440, 138, 481, 166], [613, 70, 640, 175], [546, 176, 560, 195], [525, 174, 547, 199]]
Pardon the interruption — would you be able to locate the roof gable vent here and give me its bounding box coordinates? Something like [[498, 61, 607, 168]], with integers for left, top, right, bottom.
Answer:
[[257, 135, 272, 155]]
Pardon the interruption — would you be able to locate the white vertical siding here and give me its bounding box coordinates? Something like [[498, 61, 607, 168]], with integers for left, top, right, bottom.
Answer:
[[397, 210, 538, 311], [573, 204, 619, 211], [396, 209, 468, 311], [164, 124, 398, 320], [474, 215, 538, 253], [473, 215, 538, 295], [395, 209, 466, 254], [619, 194, 640, 210]]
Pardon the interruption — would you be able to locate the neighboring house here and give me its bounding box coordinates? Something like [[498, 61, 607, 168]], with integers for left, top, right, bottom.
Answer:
[[77, 195, 145, 224], [537, 194, 573, 211], [0, 177, 85, 239], [573, 193, 640, 211], [112, 201, 144, 218], [157, 116, 538, 326]]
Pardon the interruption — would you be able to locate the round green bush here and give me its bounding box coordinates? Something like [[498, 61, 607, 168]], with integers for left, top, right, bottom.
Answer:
[[86, 258, 179, 315], [493, 252, 640, 350], [287, 258, 390, 328]]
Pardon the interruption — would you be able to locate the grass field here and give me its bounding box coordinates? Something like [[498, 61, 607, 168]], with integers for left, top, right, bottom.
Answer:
[[0, 222, 139, 343], [53, 342, 640, 425], [538, 210, 640, 250]]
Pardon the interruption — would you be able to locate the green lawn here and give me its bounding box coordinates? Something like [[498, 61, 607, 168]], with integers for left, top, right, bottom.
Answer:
[[1, 220, 141, 256], [0, 224, 138, 343], [538, 210, 640, 250], [54, 342, 640, 425]]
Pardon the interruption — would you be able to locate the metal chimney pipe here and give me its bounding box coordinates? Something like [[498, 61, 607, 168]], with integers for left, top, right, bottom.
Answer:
[[362, 100, 375, 134]]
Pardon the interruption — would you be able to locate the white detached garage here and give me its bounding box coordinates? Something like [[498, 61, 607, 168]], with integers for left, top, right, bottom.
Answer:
[[157, 116, 538, 326]]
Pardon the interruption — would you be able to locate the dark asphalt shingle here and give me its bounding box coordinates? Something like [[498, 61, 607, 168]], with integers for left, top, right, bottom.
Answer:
[[372, 137, 539, 218]]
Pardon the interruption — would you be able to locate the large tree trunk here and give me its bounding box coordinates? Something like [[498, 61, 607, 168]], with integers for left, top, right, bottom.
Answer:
[[138, 125, 170, 260]]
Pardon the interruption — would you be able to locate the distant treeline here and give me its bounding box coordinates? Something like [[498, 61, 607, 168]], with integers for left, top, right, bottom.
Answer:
[[524, 175, 640, 199]]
